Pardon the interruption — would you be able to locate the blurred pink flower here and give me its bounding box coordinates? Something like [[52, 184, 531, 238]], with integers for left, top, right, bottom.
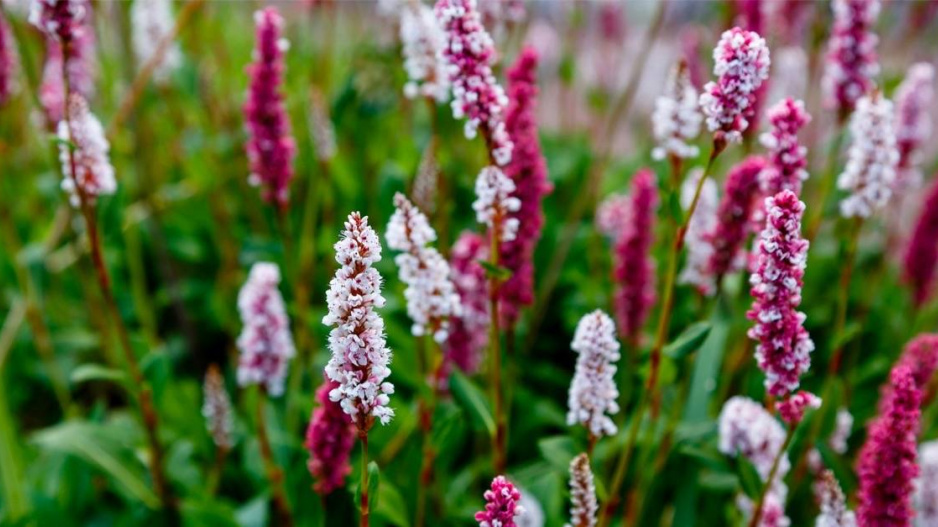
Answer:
[[823, 0, 880, 119], [777, 390, 820, 426], [444, 231, 489, 375], [707, 156, 766, 283], [306, 378, 355, 496], [236, 262, 295, 396], [816, 470, 857, 527], [678, 169, 719, 296], [595, 193, 630, 240], [32, 0, 96, 126], [567, 310, 620, 439], [903, 179, 938, 307], [202, 365, 234, 451], [0, 12, 17, 105], [57, 94, 115, 208], [916, 440, 938, 525], [838, 92, 898, 219], [475, 475, 525, 527], [400, 1, 449, 102], [893, 63, 934, 194], [651, 61, 702, 161], [568, 453, 598, 527], [474, 166, 521, 242], [613, 169, 658, 344], [759, 98, 811, 197]]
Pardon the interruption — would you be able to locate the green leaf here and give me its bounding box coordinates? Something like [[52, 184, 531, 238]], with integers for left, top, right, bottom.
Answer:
[[368, 461, 380, 512], [664, 322, 712, 359], [735, 456, 762, 500], [375, 478, 410, 527], [449, 371, 495, 437], [0, 385, 29, 520], [832, 321, 862, 350], [70, 364, 127, 385], [682, 299, 731, 424], [478, 260, 511, 281], [537, 436, 577, 473]]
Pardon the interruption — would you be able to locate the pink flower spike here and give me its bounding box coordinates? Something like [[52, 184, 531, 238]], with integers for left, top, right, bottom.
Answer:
[[475, 475, 525, 527], [707, 156, 766, 283], [444, 231, 489, 375], [236, 262, 295, 397], [613, 169, 658, 345], [916, 441, 938, 526], [904, 179, 938, 307], [202, 365, 234, 452], [244, 7, 295, 210], [567, 310, 621, 439], [699, 27, 771, 145], [747, 189, 813, 397], [759, 98, 812, 198], [474, 166, 521, 243], [595, 193, 630, 240], [33, 0, 96, 126], [568, 454, 598, 527], [893, 63, 934, 194], [678, 169, 719, 296], [306, 378, 355, 496], [57, 94, 116, 208], [399, 1, 449, 103], [823, 0, 881, 119], [777, 390, 821, 426], [0, 12, 17, 106], [837, 91, 899, 219], [895, 334, 938, 392], [857, 365, 921, 527], [651, 60, 702, 161], [435, 0, 513, 165], [816, 470, 857, 527], [499, 47, 551, 325]]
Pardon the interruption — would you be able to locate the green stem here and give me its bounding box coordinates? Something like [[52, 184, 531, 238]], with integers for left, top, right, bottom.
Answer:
[[360, 434, 370, 527], [748, 428, 794, 527], [255, 390, 293, 527], [489, 230, 506, 474]]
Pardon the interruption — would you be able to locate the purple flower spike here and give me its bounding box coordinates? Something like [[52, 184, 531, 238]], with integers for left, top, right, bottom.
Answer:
[[895, 334, 938, 392], [499, 47, 551, 325], [747, 190, 813, 397], [613, 169, 658, 345], [0, 12, 17, 106], [32, 0, 96, 126], [306, 378, 355, 496], [444, 231, 489, 376], [236, 262, 295, 397], [777, 390, 821, 426], [760, 98, 812, 197], [475, 475, 525, 527], [904, 179, 938, 307], [857, 365, 921, 527], [244, 7, 295, 210], [707, 156, 766, 283], [823, 0, 881, 119]]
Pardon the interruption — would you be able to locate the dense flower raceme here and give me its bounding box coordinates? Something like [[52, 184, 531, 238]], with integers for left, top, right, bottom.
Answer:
[[386, 192, 461, 342], [707, 156, 766, 282], [838, 92, 899, 218], [499, 46, 551, 325], [747, 190, 813, 397], [916, 441, 938, 526], [857, 365, 921, 527], [823, 0, 880, 118], [32, 0, 96, 125], [773, 0, 813, 46], [566, 454, 598, 527], [475, 476, 525, 527], [892, 334, 938, 396], [651, 60, 702, 161], [816, 471, 857, 527], [699, 27, 771, 145], [566, 310, 621, 439], [0, 12, 16, 105], [400, 1, 449, 102], [435, 0, 513, 166], [305, 378, 355, 496], [678, 168, 719, 296], [202, 365, 234, 451], [613, 169, 658, 343], [474, 165, 522, 243], [445, 231, 489, 374], [130, 0, 182, 84], [893, 63, 934, 193], [759, 98, 811, 198], [595, 193, 630, 240], [904, 179, 938, 307], [777, 390, 820, 426], [236, 262, 295, 396], [57, 94, 116, 207], [323, 213, 395, 429], [244, 7, 296, 209]]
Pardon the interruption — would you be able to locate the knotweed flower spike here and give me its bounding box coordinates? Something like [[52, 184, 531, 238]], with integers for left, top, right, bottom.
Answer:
[[699, 27, 770, 146], [474, 166, 521, 243], [386, 192, 460, 342], [445, 231, 489, 374], [707, 156, 766, 282], [595, 193, 630, 240], [837, 91, 899, 218], [748, 190, 813, 397], [244, 7, 295, 209], [857, 365, 921, 527], [893, 334, 938, 393], [236, 262, 295, 396], [651, 60, 702, 161], [904, 181, 938, 308], [499, 46, 551, 325], [566, 310, 621, 439], [916, 441, 938, 526], [613, 169, 658, 343], [202, 365, 234, 451], [32, 0, 96, 125], [475, 475, 525, 527], [306, 378, 355, 496], [435, 0, 513, 166], [815, 471, 856, 527], [678, 168, 719, 296], [566, 454, 598, 527], [323, 212, 395, 429], [823, 0, 880, 119], [57, 94, 116, 207], [400, 1, 449, 102], [777, 390, 820, 426], [893, 63, 934, 193], [130, 0, 182, 84], [760, 98, 811, 197], [0, 13, 16, 105]]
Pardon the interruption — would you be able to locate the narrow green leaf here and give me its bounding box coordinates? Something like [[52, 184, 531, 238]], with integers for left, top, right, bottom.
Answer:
[[70, 364, 127, 385], [449, 371, 495, 437], [537, 436, 577, 473], [832, 321, 862, 350], [735, 456, 762, 500], [478, 260, 512, 281], [367, 461, 380, 512], [375, 478, 410, 527], [664, 322, 712, 359], [0, 384, 29, 520]]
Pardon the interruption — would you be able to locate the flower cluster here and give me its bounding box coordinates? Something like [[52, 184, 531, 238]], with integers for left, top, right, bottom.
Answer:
[[57, 94, 116, 207], [893, 334, 938, 393], [244, 7, 296, 209], [595, 193, 630, 240], [777, 390, 820, 426], [473, 166, 521, 242], [475, 476, 525, 527], [707, 156, 766, 282], [386, 192, 461, 342], [323, 213, 395, 429], [837, 92, 899, 218], [499, 47, 551, 325], [613, 169, 658, 344], [0, 13, 16, 105], [823, 0, 880, 118], [893, 63, 934, 192], [202, 365, 234, 451], [816, 471, 857, 527], [400, 1, 449, 102], [904, 181, 938, 307], [305, 378, 355, 496], [236, 262, 295, 396], [130, 0, 182, 84], [566, 454, 598, 527], [916, 440, 938, 526], [435, 0, 513, 165], [566, 310, 621, 439], [759, 98, 811, 197], [33, 0, 96, 125], [857, 365, 921, 527], [747, 190, 813, 397], [651, 60, 702, 161], [445, 231, 489, 375], [699, 27, 771, 145], [678, 168, 719, 295]]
